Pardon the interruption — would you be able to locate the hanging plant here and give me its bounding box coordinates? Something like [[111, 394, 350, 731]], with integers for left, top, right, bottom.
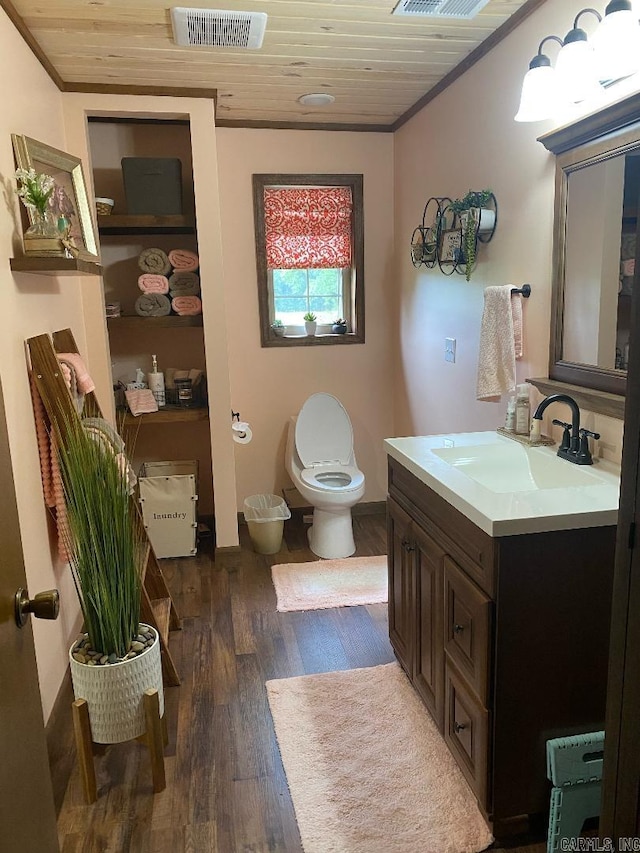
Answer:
[[449, 189, 492, 282]]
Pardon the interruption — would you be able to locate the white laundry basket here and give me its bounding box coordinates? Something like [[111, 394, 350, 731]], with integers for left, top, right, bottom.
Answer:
[[243, 494, 291, 554], [138, 461, 198, 558]]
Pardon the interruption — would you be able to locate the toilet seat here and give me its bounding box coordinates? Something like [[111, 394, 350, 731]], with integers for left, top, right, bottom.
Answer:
[[300, 463, 365, 492], [295, 393, 353, 468]]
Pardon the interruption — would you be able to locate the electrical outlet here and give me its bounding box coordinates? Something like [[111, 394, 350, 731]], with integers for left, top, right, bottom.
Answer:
[[445, 337, 456, 363]]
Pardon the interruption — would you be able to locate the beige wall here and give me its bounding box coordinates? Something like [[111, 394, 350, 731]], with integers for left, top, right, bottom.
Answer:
[[216, 129, 395, 506], [393, 0, 634, 461], [0, 6, 85, 723]]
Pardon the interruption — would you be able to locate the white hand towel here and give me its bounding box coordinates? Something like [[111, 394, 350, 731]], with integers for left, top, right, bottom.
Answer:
[[476, 285, 523, 401]]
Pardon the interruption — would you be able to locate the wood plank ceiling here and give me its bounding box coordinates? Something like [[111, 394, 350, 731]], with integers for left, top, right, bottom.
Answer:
[[4, 0, 545, 130]]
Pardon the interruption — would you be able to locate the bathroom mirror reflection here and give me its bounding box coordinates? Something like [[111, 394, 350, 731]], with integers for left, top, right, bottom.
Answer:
[[539, 92, 640, 401], [563, 152, 639, 371]]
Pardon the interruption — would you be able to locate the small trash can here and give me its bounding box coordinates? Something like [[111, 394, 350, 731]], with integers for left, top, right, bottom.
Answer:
[[243, 494, 291, 555]]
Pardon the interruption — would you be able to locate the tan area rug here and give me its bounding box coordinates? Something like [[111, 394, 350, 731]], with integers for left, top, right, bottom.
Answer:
[[266, 662, 493, 853], [271, 555, 387, 612]]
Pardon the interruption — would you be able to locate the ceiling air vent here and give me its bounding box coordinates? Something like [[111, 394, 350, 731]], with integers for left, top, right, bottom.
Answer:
[[391, 0, 491, 19], [171, 8, 267, 49]]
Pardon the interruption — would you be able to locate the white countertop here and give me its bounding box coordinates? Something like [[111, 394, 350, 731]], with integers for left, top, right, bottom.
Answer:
[[384, 431, 620, 537]]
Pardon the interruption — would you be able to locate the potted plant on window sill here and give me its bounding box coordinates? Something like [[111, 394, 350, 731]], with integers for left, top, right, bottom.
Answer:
[[332, 318, 348, 334], [303, 312, 317, 336], [58, 416, 164, 745], [271, 319, 286, 337], [449, 189, 494, 281]]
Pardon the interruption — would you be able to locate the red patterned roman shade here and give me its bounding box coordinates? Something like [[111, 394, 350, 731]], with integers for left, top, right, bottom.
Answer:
[[264, 186, 353, 269]]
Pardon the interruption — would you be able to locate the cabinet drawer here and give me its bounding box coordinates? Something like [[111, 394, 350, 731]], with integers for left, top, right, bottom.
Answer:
[[444, 557, 492, 704], [444, 661, 489, 808]]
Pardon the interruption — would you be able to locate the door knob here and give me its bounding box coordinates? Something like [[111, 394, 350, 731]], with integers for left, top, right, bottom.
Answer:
[[14, 587, 60, 628]]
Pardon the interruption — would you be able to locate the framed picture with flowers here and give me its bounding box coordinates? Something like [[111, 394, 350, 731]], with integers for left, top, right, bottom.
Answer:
[[11, 134, 99, 262]]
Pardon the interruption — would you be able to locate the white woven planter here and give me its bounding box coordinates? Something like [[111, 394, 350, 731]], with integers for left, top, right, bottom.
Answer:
[[69, 624, 164, 744]]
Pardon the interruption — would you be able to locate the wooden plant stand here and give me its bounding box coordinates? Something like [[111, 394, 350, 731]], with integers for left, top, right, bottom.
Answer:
[[72, 689, 167, 803]]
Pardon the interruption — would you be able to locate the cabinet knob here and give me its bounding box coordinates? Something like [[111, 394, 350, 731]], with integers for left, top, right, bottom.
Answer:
[[453, 623, 465, 634], [454, 721, 466, 734], [401, 539, 415, 552]]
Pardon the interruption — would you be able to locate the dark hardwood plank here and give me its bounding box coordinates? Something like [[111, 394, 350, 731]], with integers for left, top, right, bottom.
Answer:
[[54, 512, 544, 852]]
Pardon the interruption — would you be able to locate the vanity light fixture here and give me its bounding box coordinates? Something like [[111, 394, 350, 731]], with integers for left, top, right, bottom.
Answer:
[[555, 9, 604, 103], [297, 93, 335, 106], [514, 35, 564, 122], [592, 0, 640, 81], [514, 1, 640, 122]]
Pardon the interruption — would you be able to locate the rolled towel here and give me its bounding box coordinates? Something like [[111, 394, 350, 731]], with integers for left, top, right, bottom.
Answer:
[[135, 293, 172, 317], [168, 248, 199, 271], [125, 388, 158, 417], [138, 247, 171, 275], [171, 295, 202, 316], [138, 273, 169, 294], [57, 352, 96, 394], [168, 270, 200, 296]]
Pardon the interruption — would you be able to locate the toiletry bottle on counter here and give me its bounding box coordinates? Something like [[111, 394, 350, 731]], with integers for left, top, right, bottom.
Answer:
[[515, 383, 531, 435], [147, 354, 166, 407], [505, 397, 516, 432]]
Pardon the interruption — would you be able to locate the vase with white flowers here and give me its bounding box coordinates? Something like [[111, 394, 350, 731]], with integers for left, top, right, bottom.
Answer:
[[15, 168, 58, 239]]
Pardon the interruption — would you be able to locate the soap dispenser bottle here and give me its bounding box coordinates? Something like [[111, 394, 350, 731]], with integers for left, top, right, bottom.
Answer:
[[147, 354, 166, 407], [504, 396, 516, 432], [515, 383, 530, 435]]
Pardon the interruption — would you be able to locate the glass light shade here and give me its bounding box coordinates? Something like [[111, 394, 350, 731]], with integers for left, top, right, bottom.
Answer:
[[514, 65, 563, 122], [592, 9, 640, 81], [555, 40, 604, 102]]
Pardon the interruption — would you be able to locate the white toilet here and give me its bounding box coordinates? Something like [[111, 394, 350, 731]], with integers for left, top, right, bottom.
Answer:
[[285, 393, 365, 559]]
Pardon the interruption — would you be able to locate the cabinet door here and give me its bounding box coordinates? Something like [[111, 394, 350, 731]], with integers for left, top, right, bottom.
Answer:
[[387, 498, 415, 675], [413, 524, 445, 732]]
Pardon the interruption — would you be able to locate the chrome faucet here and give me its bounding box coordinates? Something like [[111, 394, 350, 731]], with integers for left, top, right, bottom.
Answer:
[[532, 393, 600, 465]]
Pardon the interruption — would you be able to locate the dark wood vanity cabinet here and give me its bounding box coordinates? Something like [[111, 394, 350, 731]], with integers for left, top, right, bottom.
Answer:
[[387, 456, 617, 834]]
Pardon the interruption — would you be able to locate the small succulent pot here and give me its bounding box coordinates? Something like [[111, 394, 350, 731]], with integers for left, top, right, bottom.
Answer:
[[332, 321, 348, 335], [304, 320, 317, 336], [271, 324, 285, 337]]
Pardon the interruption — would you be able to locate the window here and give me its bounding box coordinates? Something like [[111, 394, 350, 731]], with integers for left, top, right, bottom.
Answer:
[[253, 174, 364, 347]]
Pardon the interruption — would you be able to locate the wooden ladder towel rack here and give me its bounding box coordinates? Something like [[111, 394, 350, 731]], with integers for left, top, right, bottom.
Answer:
[[26, 328, 181, 687]]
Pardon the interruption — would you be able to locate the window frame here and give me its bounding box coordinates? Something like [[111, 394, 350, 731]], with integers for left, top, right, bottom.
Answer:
[[252, 173, 365, 348]]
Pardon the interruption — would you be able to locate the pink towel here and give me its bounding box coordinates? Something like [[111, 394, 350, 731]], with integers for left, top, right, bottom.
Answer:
[[138, 273, 169, 294], [476, 285, 524, 401], [125, 388, 159, 417], [171, 295, 202, 316], [29, 372, 70, 561], [56, 352, 95, 394], [168, 249, 199, 272]]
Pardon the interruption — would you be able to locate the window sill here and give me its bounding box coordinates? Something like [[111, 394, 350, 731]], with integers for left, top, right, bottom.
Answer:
[[263, 332, 364, 348]]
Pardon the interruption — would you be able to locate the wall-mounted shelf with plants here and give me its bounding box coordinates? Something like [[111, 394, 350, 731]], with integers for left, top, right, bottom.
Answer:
[[410, 190, 497, 281]]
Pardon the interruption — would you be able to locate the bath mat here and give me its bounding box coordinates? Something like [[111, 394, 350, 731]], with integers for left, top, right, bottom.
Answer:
[[266, 662, 493, 853], [271, 555, 387, 612]]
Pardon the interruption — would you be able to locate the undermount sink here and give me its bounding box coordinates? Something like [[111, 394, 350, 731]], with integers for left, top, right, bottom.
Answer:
[[431, 441, 604, 493]]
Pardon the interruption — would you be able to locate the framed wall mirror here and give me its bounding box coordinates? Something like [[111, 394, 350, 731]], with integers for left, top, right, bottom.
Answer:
[[537, 91, 640, 418]]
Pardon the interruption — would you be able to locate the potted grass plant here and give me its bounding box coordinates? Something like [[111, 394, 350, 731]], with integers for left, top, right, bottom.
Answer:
[[303, 312, 317, 336], [449, 189, 494, 281], [58, 416, 164, 743]]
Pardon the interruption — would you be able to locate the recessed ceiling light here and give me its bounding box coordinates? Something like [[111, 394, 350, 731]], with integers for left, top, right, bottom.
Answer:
[[297, 93, 335, 106]]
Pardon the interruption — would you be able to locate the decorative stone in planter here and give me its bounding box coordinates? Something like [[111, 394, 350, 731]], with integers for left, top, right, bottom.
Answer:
[[69, 622, 164, 744]]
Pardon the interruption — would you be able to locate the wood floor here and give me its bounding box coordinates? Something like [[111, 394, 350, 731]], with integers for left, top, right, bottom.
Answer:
[[53, 512, 545, 852]]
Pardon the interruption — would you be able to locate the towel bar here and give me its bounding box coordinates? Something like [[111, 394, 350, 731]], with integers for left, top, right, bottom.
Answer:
[[511, 284, 531, 297]]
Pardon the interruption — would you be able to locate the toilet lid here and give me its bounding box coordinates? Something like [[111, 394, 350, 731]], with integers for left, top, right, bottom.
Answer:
[[295, 393, 353, 467]]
